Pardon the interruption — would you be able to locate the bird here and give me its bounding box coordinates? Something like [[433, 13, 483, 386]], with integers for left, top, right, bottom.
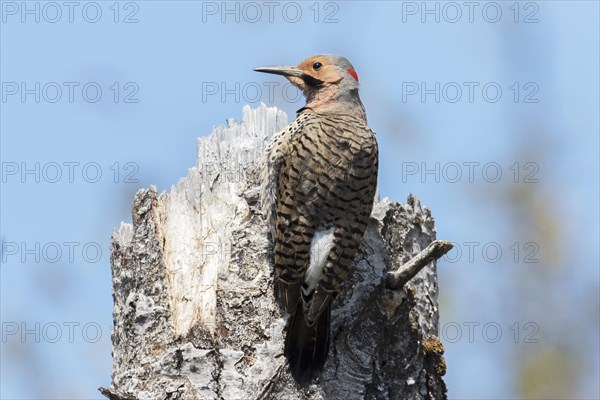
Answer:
[[255, 54, 378, 384]]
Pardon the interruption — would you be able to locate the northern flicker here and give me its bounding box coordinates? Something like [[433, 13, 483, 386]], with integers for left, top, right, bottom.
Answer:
[[255, 54, 378, 383]]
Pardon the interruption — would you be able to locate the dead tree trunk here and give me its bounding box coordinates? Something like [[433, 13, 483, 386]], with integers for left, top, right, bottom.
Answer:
[[100, 104, 449, 400]]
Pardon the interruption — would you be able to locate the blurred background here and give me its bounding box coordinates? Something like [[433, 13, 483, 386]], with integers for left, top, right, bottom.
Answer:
[[1, 1, 598, 399]]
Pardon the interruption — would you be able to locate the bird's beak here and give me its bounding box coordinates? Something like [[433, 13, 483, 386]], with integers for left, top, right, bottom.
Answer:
[[254, 66, 304, 78]]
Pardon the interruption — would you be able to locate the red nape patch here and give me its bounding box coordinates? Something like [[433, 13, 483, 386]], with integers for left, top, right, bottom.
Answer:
[[346, 69, 359, 82]]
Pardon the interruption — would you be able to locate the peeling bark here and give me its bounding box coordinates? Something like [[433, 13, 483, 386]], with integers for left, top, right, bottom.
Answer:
[[101, 104, 448, 400]]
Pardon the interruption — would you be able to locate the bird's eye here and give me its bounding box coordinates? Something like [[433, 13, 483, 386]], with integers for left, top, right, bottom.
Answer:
[[312, 62, 323, 70]]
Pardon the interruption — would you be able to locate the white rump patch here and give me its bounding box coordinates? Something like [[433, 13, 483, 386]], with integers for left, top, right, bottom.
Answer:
[[303, 228, 335, 294]]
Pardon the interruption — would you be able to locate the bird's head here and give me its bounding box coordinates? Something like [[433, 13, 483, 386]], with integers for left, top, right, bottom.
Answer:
[[255, 54, 365, 120]]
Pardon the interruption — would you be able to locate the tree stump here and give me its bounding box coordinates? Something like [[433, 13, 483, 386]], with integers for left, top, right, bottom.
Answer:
[[100, 104, 448, 400]]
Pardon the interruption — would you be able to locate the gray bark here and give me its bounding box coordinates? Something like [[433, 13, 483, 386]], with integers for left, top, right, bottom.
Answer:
[[100, 104, 448, 400]]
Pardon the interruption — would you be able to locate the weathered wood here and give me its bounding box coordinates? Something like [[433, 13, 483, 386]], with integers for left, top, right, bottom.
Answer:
[[101, 104, 448, 400], [386, 240, 454, 290]]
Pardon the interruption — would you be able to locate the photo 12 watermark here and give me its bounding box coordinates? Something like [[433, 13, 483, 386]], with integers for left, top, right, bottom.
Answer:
[[400, 162, 539, 184], [201, 81, 302, 104], [1, 241, 104, 264], [2, 162, 140, 184], [200, 1, 340, 24], [401, 82, 539, 104], [1, 1, 140, 24], [400, 2, 539, 24], [442, 241, 540, 264], [2, 321, 104, 343], [198, 161, 261, 184], [440, 321, 540, 344], [1, 82, 140, 104]]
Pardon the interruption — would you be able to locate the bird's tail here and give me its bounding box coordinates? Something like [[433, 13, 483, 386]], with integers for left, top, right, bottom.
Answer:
[[284, 301, 331, 384]]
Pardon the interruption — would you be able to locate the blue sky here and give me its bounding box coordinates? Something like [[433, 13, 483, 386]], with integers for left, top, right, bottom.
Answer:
[[1, 1, 599, 399]]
